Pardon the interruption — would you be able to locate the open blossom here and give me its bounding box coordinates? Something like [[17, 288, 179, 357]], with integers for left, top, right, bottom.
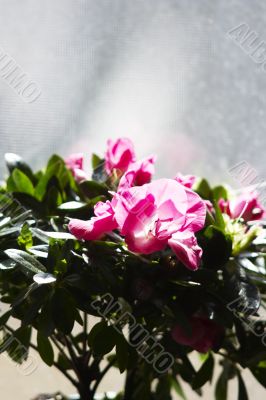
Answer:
[[175, 173, 196, 189], [118, 155, 156, 192], [68, 201, 117, 240], [105, 138, 136, 175], [65, 153, 87, 183], [69, 178, 206, 270], [218, 192, 265, 222], [171, 316, 223, 353]]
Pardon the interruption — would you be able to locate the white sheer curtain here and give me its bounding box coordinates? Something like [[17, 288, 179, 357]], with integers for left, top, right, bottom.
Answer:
[[0, 0, 265, 183]]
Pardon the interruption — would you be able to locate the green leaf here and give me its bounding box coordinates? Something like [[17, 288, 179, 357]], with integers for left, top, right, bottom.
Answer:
[[52, 288, 77, 334], [79, 180, 108, 199], [6, 175, 17, 192], [0, 310, 12, 326], [18, 223, 33, 250], [192, 353, 214, 389], [37, 332, 54, 366], [34, 155, 66, 201], [87, 321, 106, 346], [33, 272, 56, 285], [58, 201, 87, 211], [194, 178, 212, 199], [199, 225, 232, 269], [250, 363, 266, 388], [170, 377, 187, 400], [212, 186, 229, 202], [92, 324, 119, 355], [37, 301, 55, 336], [155, 375, 171, 400], [11, 192, 43, 213], [4, 249, 46, 274], [92, 157, 107, 183], [215, 369, 228, 400], [0, 226, 20, 238], [12, 169, 34, 195], [0, 259, 17, 270], [28, 245, 49, 259], [213, 200, 225, 230], [116, 334, 129, 373], [237, 372, 248, 400], [5, 153, 35, 182], [31, 228, 75, 243], [91, 153, 102, 169], [43, 185, 63, 211], [0, 217, 11, 229]]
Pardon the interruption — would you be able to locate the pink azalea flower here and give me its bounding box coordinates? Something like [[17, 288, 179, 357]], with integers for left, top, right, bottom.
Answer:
[[68, 201, 117, 240], [205, 200, 215, 214], [175, 173, 196, 189], [118, 156, 156, 192], [65, 153, 87, 183], [105, 138, 136, 175], [218, 192, 265, 222], [171, 316, 223, 353], [69, 179, 206, 270]]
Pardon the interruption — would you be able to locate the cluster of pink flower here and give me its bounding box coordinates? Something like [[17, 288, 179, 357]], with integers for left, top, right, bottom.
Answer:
[[66, 138, 265, 353], [67, 138, 206, 271], [66, 138, 265, 271]]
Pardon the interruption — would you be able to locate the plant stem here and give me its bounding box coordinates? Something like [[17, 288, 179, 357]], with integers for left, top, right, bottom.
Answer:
[[91, 359, 116, 398], [51, 335, 70, 362], [83, 312, 88, 352]]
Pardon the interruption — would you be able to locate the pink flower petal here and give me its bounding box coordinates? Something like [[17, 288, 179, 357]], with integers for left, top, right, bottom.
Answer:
[[105, 138, 136, 175], [118, 155, 156, 191], [168, 232, 203, 270], [68, 200, 117, 240], [175, 173, 196, 189]]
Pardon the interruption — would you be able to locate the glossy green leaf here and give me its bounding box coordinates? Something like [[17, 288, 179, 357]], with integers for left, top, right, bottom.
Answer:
[[0, 259, 17, 270], [37, 332, 54, 366], [12, 169, 34, 195], [4, 249, 46, 274], [58, 201, 87, 211]]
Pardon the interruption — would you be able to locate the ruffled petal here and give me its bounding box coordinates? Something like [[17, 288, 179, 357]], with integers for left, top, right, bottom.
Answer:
[[168, 232, 203, 270]]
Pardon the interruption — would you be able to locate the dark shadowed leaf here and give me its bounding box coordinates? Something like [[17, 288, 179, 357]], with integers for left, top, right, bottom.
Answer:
[[37, 332, 54, 366], [215, 368, 228, 400], [5, 153, 35, 182], [237, 372, 248, 400], [79, 180, 108, 199], [52, 288, 77, 334], [199, 225, 232, 269], [192, 353, 214, 389]]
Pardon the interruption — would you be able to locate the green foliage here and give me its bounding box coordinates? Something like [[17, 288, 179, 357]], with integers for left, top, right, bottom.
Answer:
[[37, 332, 54, 366], [0, 152, 266, 400], [192, 353, 214, 389]]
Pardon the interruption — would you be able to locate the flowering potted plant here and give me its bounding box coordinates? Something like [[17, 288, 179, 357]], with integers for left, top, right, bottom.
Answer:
[[0, 138, 266, 400]]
